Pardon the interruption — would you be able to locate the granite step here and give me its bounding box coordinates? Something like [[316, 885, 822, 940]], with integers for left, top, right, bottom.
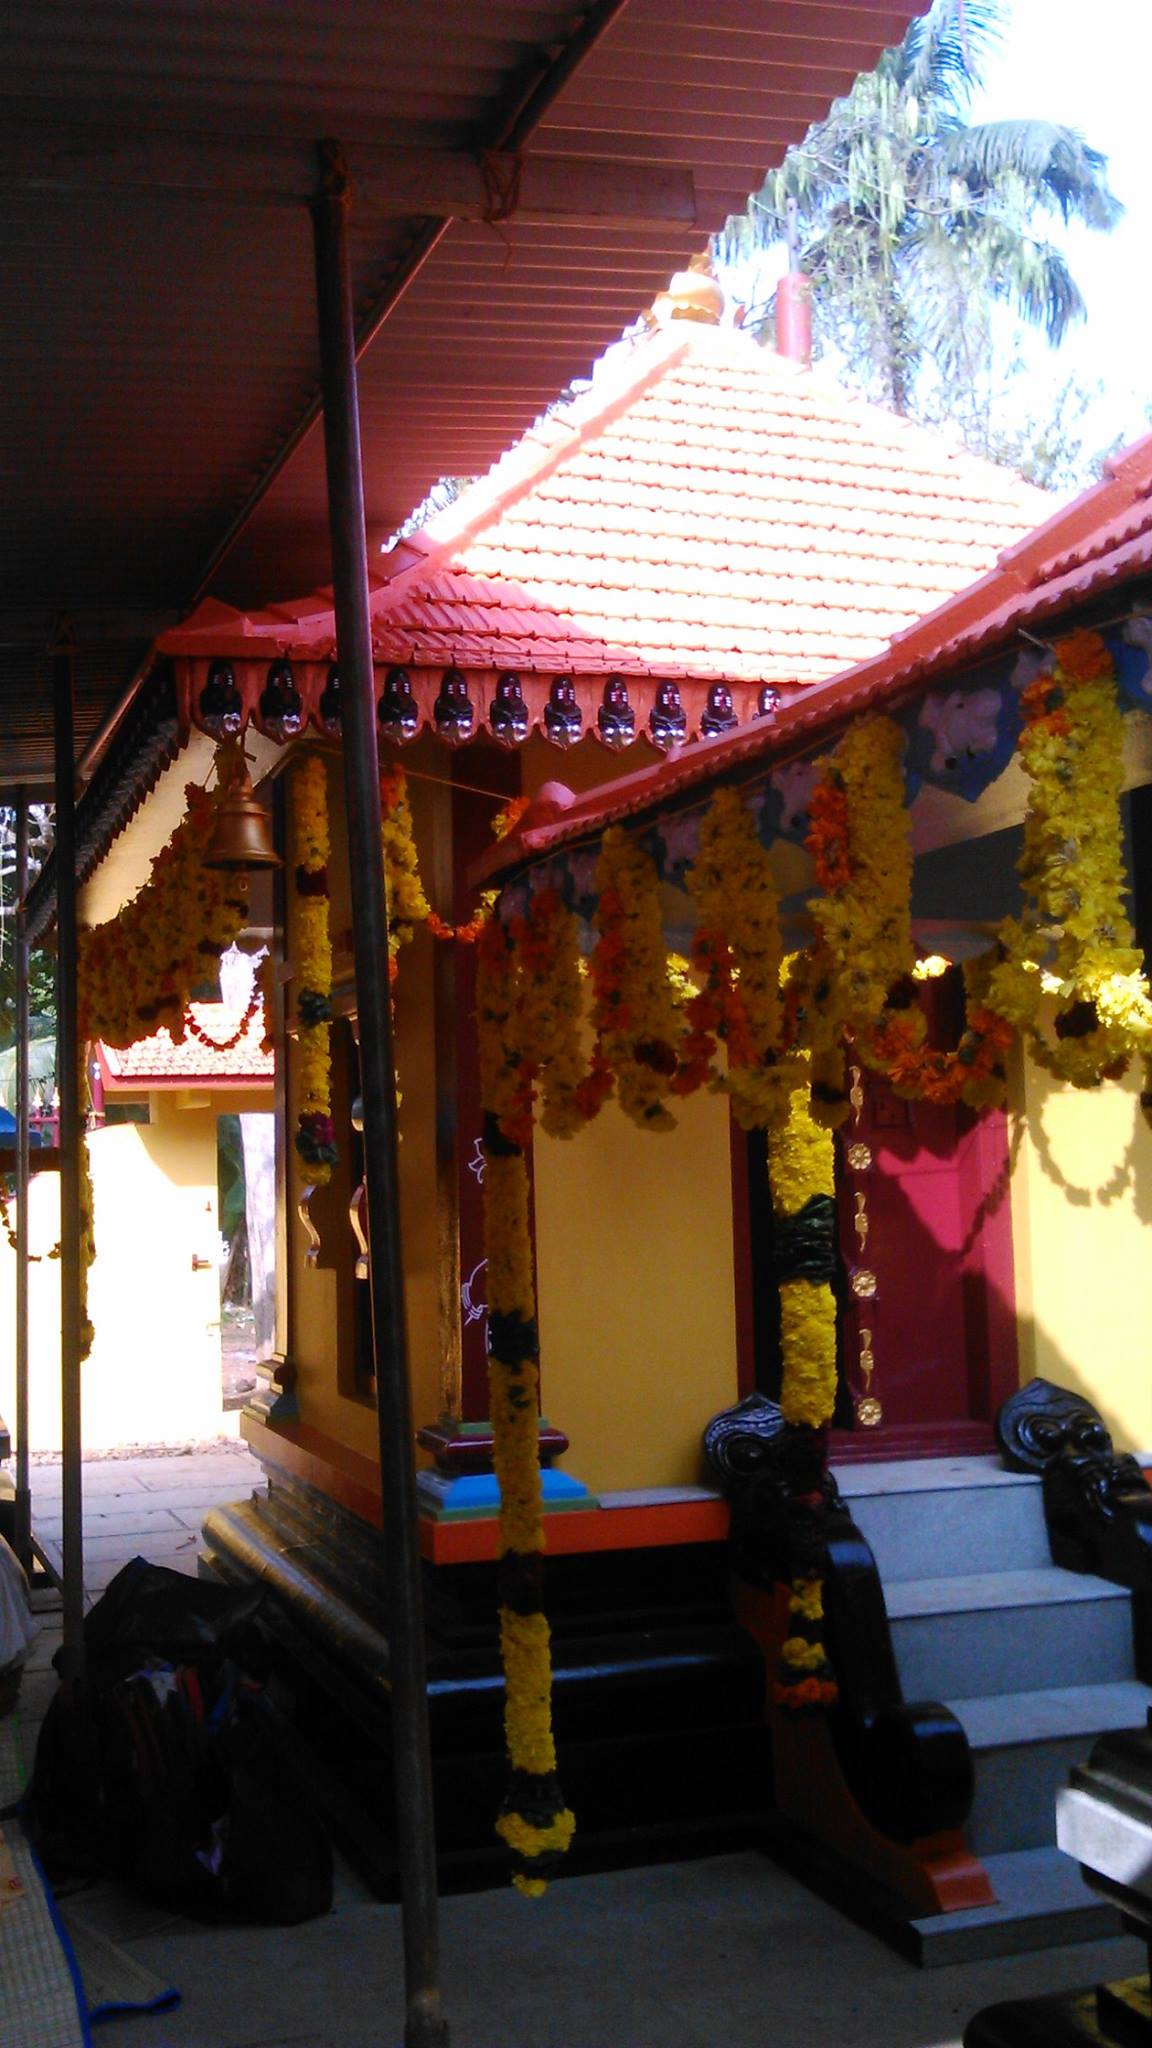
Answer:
[[910, 1846, 1123, 1967], [946, 1681, 1152, 1855], [886, 1566, 1134, 1702], [828, 1453, 1152, 1959], [835, 1456, 1049, 1584]]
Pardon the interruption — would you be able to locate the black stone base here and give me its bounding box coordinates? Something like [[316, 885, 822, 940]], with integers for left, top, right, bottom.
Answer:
[[201, 1453, 771, 1897], [966, 1979, 1152, 2048]]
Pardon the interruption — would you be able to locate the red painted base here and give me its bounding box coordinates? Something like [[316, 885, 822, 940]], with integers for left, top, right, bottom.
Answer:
[[733, 1580, 995, 1916]]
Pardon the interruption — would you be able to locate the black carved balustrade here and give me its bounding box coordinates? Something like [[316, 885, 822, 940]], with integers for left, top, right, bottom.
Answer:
[[997, 1377, 1152, 1682], [703, 1392, 974, 1846]]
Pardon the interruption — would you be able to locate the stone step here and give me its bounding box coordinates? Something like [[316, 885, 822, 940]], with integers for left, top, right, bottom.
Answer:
[[910, 1846, 1124, 1967], [835, 1455, 1049, 1584], [947, 1681, 1152, 1855], [886, 1567, 1134, 1702]]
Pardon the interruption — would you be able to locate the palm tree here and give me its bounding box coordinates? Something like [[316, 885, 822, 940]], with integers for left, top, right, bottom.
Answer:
[[718, 0, 1121, 419]]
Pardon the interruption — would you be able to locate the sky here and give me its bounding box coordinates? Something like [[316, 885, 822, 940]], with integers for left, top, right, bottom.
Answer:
[[967, 0, 1152, 455]]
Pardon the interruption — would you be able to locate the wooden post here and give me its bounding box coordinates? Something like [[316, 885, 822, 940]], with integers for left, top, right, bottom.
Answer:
[[311, 142, 449, 2048], [53, 633, 85, 1669]]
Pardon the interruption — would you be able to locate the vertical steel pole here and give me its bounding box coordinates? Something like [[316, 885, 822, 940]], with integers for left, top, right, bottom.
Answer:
[[54, 637, 85, 1669], [311, 142, 449, 2048], [13, 789, 32, 1573]]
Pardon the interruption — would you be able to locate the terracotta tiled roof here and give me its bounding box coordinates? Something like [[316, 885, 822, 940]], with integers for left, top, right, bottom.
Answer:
[[160, 321, 1051, 740], [474, 429, 1152, 880], [97, 999, 273, 1088], [410, 327, 1050, 688]]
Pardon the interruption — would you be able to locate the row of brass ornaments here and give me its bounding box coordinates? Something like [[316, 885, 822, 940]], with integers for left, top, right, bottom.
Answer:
[[845, 1064, 882, 1428]]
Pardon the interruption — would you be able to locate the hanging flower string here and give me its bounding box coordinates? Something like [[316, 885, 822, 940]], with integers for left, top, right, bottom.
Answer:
[[292, 754, 338, 1185], [184, 985, 262, 1053], [77, 1045, 96, 1360], [766, 1065, 840, 1711], [510, 887, 595, 1139], [73, 741, 252, 1363], [78, 749, 250, 1049], [684, 788, 802, 1130], [589, 827, 680, 1131], [799, 717, 922, 1124], [380, 766, 431, 978], [989, 630, 1152, 1088], [476, 914, 574, 1896], [0, 1183, 57, 1263]]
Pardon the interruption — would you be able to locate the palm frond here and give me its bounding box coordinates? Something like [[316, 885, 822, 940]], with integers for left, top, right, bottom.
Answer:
[[898, 0, 1004, 107], [945, 121, 1123, 228]]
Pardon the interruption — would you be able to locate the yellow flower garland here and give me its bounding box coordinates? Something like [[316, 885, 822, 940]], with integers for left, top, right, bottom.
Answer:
[[591, 828, 680, 1131], [768, 1073, 838, 1431], [476, 915, 574, 1895], [804, 717, 920, 1121], [512, 888, 589, 1141], [380, 766, 431, 969], [987, 631, 1152, 1087], [78, 1045, 95, 1361], [686, 789, 802, 1132], [766, 1068, 839, 1712], [78, 750, 249, 1048], [76, 743, 250, 1363], [291, 754, 338, 1188]]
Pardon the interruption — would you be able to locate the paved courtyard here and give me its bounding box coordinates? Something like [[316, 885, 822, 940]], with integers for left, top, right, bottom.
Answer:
[[11, 1447, 1147, 2048]]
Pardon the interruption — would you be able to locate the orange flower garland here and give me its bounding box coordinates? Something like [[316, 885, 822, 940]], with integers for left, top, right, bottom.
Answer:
[[804, 717, 921, 1122]]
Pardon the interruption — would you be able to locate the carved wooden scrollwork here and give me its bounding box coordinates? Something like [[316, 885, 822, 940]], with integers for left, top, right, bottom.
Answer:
[[997, 1376, 1152, 1591], [703, 1394, 974, 1844]]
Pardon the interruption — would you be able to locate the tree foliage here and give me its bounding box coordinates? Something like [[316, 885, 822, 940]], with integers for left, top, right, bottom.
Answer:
[[0, 804, 56, 1054], [717, 0, 1121, 425]]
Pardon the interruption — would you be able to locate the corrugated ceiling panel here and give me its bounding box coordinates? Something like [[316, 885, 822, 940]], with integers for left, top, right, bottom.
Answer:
[[0, 0, 924, 780]]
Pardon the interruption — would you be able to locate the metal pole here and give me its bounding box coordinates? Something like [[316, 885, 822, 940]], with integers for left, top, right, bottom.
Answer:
[[13, 788, 32, 1573], [311, 143, 448, 2048], [53, 635, 85, 1670]]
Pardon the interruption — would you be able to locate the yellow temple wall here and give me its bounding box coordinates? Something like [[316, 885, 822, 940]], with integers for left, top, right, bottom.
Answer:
[[532, 1088, 740, 1494], [1009, 1040, 1152, 1454], [0, 1099, 239, 1451]]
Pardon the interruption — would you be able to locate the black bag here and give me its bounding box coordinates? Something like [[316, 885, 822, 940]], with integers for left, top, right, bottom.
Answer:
[[26, 1558, 333, 1924]]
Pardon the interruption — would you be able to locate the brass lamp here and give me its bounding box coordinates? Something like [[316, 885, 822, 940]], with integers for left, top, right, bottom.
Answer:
[[202, 759, 281, 871]]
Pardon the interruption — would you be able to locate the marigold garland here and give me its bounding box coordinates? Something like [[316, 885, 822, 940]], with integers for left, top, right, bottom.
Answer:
[[986, 630, 1152, 1089], [291, 754, 337, 1186], [184, 987, 261, 1053], [510, 888, 589, 1140], [77, 1046, 95, 1360], [256, 950, 277, 1056], [380, 766, 431, 977], [766, 1067, 839, 1711], [74, 743, 251, 1363], [78, 748, 250, 1049], [804, 718, 921, 1122], [871, 953, 1015, 1112], [685, 789, 803, 1131], [589, 828, 680, 1131], [476, 914, 574, 1895]]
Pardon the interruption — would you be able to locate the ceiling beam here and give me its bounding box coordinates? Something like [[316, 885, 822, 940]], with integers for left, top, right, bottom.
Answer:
[[2, 127, 696, 227]]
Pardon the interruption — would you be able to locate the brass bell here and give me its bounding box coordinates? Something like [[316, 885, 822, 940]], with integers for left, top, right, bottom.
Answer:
[[203, 763, 281, 870]]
